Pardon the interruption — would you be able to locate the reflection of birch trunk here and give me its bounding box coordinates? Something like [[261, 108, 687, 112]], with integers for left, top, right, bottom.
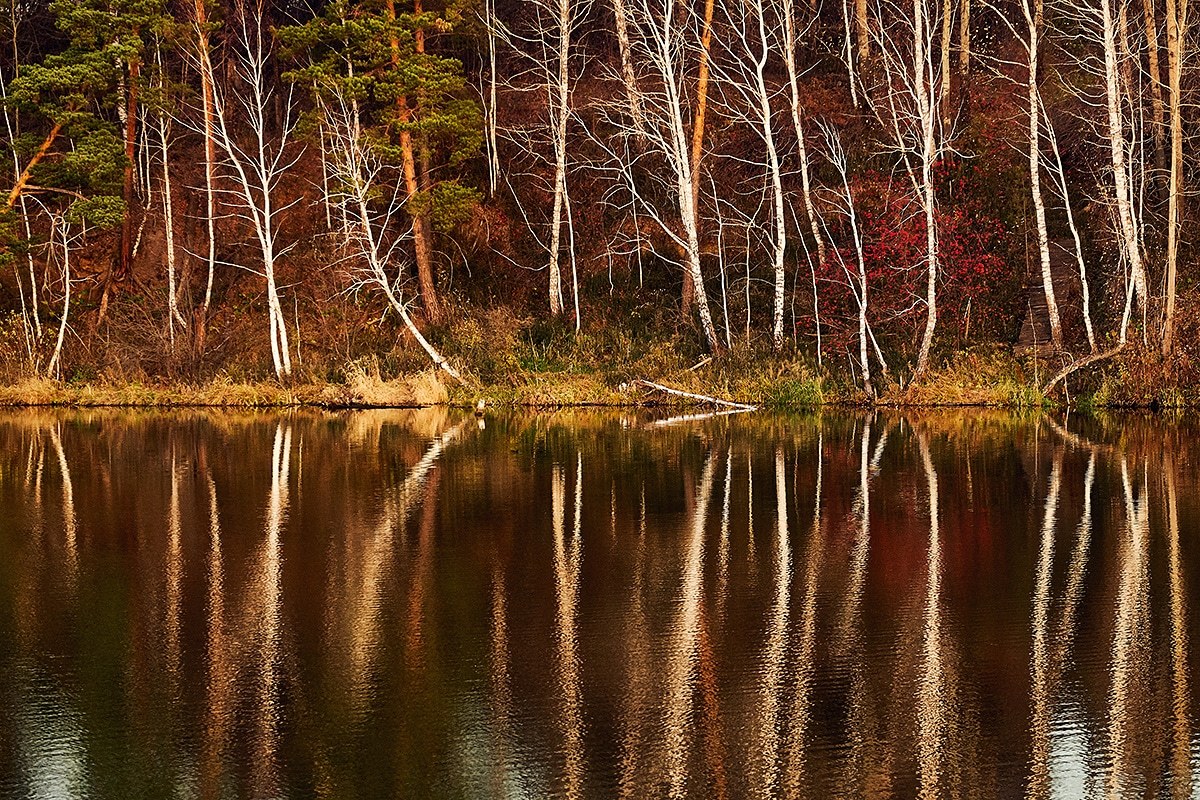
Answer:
[[201, 465, 230, 798], [554, 457, 585, 798], [1027, 449, 1062, 799], [841, 422, 889, 794], [1166, 461, 1191, 798], [751, 449, 791, 797], [784, 434, 824, 795], [165, 448, 184, 692], [916, 430, 944, 800], [618, 479, 651, 799], [354, 419, 464, 695], [488, 563, 513, 796], [48, 423, 76, 579], [253, 422, 291, 797], [665, 451, 716, 799], [1055, 453, 1095, 646], [717, 451, 732, 617], [1106, 459, 1151, 797]]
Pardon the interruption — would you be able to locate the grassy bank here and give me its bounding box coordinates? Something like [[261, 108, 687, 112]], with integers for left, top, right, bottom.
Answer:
[[0, 345, 1058, 410], [4, 302, 1190, 410]]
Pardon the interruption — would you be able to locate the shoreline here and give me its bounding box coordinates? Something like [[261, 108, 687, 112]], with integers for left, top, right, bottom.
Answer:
[[0, 377, 1179, 411]]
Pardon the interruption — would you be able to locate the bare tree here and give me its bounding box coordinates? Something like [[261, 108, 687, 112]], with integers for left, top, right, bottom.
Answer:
[[152, 43, 186, 348], [315, 92, 463, 381], [865, 0, 946, 377], [598, 0, 724, 352], [207, 0, 302, 379], [496, 0, 590, 324], [779, 0, 828, 274], [1022, 0, 1064, 348], [715, 0, 788, 348], [820, 122, 876, 397], [684, 0, 717, 316], [1101, 0, 1151, 339], [191, 0, 219, 351]]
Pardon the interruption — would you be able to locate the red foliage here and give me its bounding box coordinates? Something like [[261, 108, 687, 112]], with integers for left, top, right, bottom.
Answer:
[[805, 158, 1017, 360]]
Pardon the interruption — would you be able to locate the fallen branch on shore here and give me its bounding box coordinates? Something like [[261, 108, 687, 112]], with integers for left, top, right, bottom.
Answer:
[[631, 379, 757, 411], [1041, 343, 1126, 394]]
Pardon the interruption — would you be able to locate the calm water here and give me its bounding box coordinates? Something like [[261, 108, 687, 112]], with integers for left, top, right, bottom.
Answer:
[[0, 408, 1197, 798]]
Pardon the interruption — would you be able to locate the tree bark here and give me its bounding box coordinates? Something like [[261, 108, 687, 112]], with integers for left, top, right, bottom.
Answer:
[[1163, 0, 1187, 351], [548, 0, 572, 317], [914, 0, 939, 378], [1025, 0, 1062, 348], [1102, 0, 1150, 340], [939, 0, 953, 125], [856, 0, 870, 59], [386, 0, 442, 324], [782, 0, 828, 274], [195, 0, 218, 355], [612, 0, 645, 133], [7, 121, 61, 209], [746, 0, 787, 348], [685, 0, 716, 317], [1142, 0, 1168, 180]]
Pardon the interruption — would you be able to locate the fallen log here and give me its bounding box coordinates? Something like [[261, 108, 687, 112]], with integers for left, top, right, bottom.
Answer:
[[1041, 343, 1125, 394], [632, 379, 757, 411]]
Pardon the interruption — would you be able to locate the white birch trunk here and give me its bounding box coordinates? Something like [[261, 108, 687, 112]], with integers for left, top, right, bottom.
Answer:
[[1024, 0, 1062, 348], [547, 0, 572, 317], [1102, 0, 1149, 341], [914, 0, 940, 377]]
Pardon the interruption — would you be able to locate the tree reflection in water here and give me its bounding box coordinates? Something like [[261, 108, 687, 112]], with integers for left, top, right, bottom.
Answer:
[[0, 409, 1196, 798]]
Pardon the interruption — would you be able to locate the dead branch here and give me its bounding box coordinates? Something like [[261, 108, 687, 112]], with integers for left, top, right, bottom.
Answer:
[[632, 379, 757, 410], [1042, 343, 1126, 393]]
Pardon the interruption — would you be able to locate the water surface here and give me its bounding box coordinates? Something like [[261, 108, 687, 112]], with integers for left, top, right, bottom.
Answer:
[[0, 408, 1196, 798]]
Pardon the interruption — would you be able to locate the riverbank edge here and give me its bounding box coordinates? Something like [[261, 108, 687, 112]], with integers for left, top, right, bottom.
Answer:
[[0, 375, 1104, 410], [4, 343, 1181, 410]]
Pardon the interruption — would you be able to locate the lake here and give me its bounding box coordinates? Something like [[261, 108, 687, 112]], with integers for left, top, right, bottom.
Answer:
[[0, 408, 1195, 798]]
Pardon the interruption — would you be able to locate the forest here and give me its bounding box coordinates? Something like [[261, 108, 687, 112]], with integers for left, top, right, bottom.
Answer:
[[0, 0, 1193, 405]]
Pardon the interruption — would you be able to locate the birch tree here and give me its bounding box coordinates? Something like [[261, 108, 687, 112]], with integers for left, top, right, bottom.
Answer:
[[282, 0, 474, 379], [209, 0, 301, 379], [1022, 0, 1063, 348], [715, 0, 788, 348], [605, 0, 724, 352], [191, 0, 219, 351], [779, 0, 828, 274], [865, 0, 945, 377], [1101, 0, 1151, 338]]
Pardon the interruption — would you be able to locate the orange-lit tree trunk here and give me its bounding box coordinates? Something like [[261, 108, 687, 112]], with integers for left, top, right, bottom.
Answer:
[[1162, 0, 1187, 351], [195, 0, 218, 353], [387, 0, 442, 324], [683, 0, 715, 317]]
